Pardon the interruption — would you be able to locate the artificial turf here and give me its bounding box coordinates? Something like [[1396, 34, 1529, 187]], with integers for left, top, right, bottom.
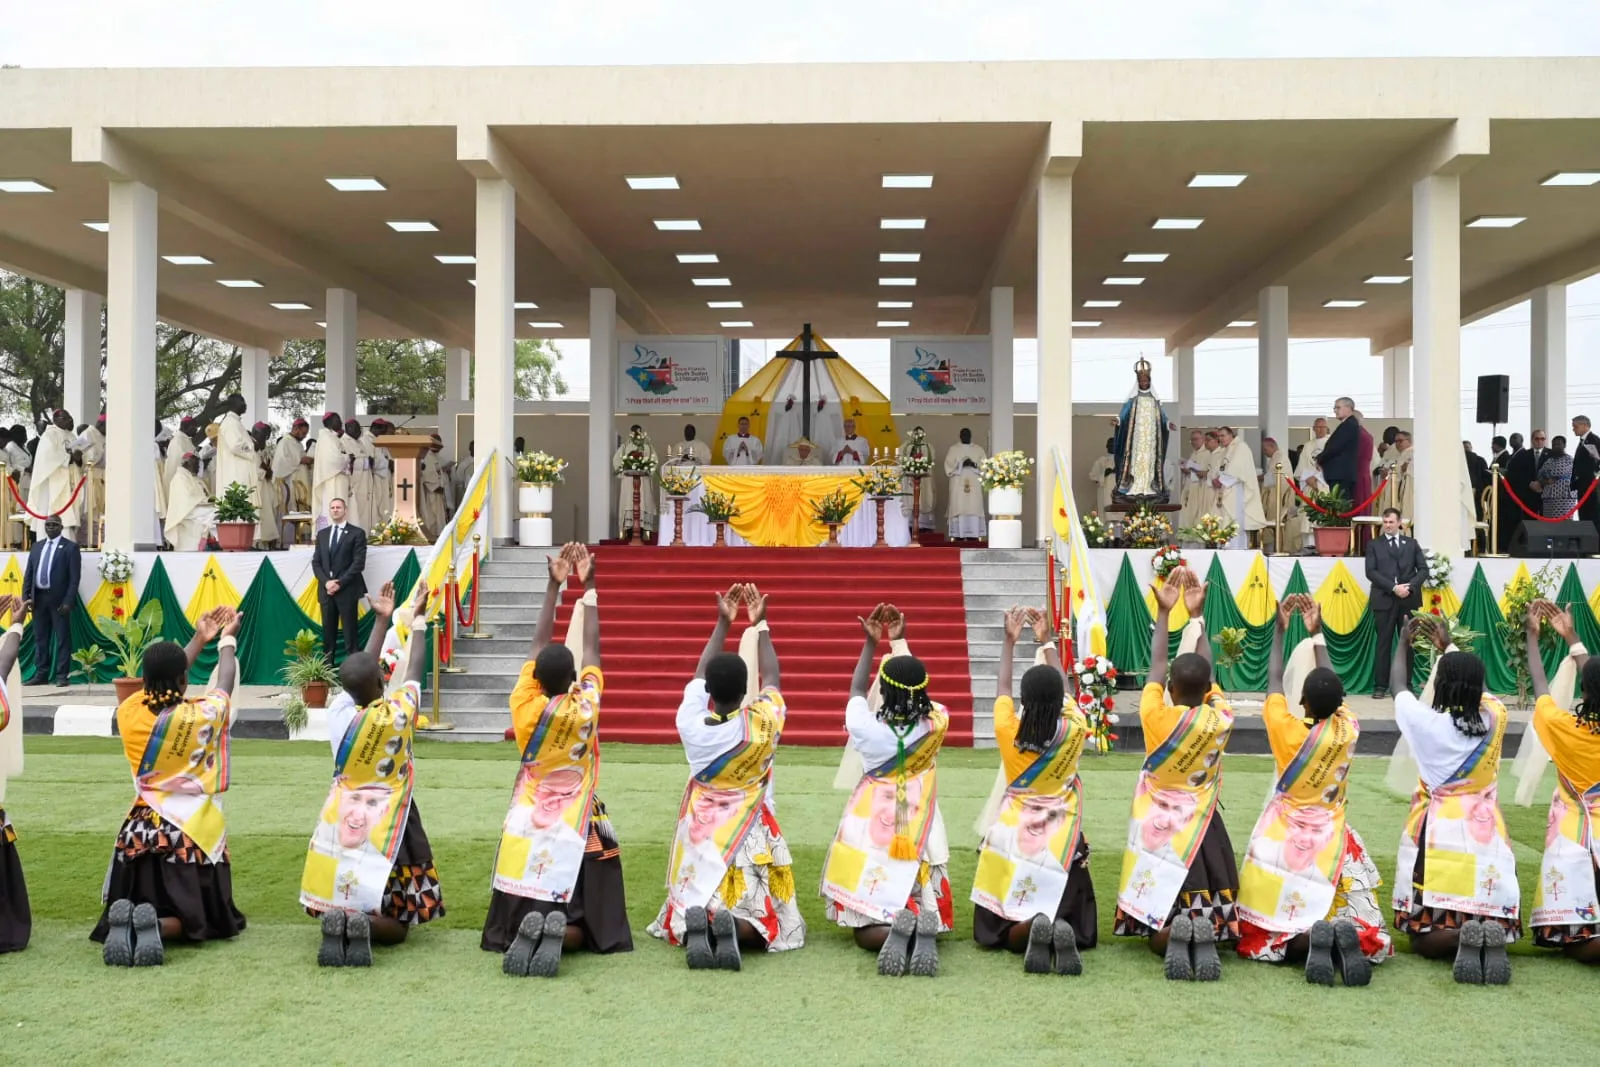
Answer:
[[0, 737, 1590, 1065]]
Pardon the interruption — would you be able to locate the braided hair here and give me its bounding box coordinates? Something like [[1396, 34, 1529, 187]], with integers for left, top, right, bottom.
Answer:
[[140, 640, 190, 714], [878, 655, 934, 727], [1433, 651, 1488, 737], [1016, 663, 1064, 753], [1575, 659, 1600, 736]]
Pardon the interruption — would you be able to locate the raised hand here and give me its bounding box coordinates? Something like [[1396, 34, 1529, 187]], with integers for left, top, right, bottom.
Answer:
[[1182, 573, 1208, 617], [1410, 613, 1448, 652], [1525, 599, 1549, 635], [859, 602, 891, 641], [1276, 597, 1295, 632], [411, 582, 431, 615], [1549, 604, 1578, 643], [369, 581, 396, 618], [547, 550, 573, 586], [1029, 606, 1052, 644], [717, 585, 744, 624], [223, 609, 244, 639], [1003, 606, 1027, 642], [570, 544, 595, 585], [1301, 597, 1323, 636], [194, 606, 226, 644], [1153, 576, 1182, 614], [881, 604, 906, 642], [744, 584, 769, 626]]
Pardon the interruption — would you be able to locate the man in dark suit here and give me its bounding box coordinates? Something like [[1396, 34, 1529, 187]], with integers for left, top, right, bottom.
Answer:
[[1315, 396, 1361, 505], [1506, 429, 1546, 543], [1571, 415, 1600, 539], [311, 497, 367, 662], [1493, 433, 1523, 552], [1364, 507, 1428, 698], [22, 515, 81, 687]]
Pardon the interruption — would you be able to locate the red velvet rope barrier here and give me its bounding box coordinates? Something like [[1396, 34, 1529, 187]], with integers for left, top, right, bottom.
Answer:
[[438, 592, 453, 667], [455, 552, 480, 629], [6, 475, 88, 520], [1501, 477, 1598, 523], [1284, 475, 1391, 518]]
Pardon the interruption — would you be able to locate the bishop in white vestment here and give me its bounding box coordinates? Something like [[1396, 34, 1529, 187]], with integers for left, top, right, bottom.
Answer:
[[311, 414, 351, 530], [1210, 427, 1268, 548], [165, 454, 212, 551], [945, 428, 987, 541], [28, 410, 81, 540]]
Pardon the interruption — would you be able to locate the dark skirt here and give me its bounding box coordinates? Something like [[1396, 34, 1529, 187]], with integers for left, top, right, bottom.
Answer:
[[89, 800, 247, 944], [305, 801, 446, 925], [0, 810, 30, 954], [480, 797, 632, 956], [1393, 815, 1522, 940], [1114, 813, 1241, 942], [974, 835, 1098, 950], [1534, 857, 1600, 946]]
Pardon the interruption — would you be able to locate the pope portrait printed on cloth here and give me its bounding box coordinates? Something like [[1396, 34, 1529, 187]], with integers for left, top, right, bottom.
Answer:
[[1112, 359, 1171, 506]]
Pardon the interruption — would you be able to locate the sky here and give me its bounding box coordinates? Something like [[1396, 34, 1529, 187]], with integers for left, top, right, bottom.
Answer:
[[6, 1, 1598, 447]]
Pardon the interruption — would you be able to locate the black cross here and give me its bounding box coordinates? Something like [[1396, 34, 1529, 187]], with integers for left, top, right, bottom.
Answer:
[[397, 478, 414, 502]]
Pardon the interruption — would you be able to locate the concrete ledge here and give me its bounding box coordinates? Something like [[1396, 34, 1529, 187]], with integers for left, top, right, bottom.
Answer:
[[52, 705, 116, 736]]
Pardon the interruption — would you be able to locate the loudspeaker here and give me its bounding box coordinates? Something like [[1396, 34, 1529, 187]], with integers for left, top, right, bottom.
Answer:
[[1509, 519, 1599, 558], [1476, 374, 1510, 424]]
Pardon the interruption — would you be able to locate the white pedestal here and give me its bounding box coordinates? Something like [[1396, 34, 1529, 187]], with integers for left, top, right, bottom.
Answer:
[[988, 487, 1023, 519], [519, 516, 554, 547], [987, 518, 1023, 549], [54, 704, 116, 736], [519, 485, 554, 513], [288, 705, 329, 742]]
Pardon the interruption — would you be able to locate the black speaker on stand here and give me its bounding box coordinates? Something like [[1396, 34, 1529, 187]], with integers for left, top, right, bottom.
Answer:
[[1508, 519, 1599, 558], [1476, 375, 1510, 425]]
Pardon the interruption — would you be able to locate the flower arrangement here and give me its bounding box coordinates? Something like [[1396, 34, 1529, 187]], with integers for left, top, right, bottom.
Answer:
[[1422, 548, 1452, 591], [898, 451, 934, 479], [659, 465, 701, 497], [811, 488, 857, 526], [1150, 543, 1185, 579], [1072, 654, 1120, 753], [690, 489, 740, 523], [516, 450, 567, 485], [1498, 562, 1561, 707], [613, 442, 658, 477], [1124, 504, 1174, 549], [1179, 513, 1239, 549], [98, 549, 134, 584], [1216, 626, 1248, 671], [1081, 511, 1113, 548], [979, 451, 1033, 491], [854, 467, 903, 498], [370, 516, 425, 546]]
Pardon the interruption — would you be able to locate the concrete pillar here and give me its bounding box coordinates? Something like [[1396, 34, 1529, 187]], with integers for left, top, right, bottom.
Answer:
[[1411, 172, 1463, 551], [104, 180, 158, 549], [589, 289, 618, 544], [1035, 156, 1076, 545], [989, 286, 1014, 454], [1257, 286, 1289, 458], [324, 288, 358, 418], [240, 346, 271, 423], [1170, 344, 1195, 444], [1381, 345, 1413, 419], [1530, 283, 1567, 438], [441, 346, 471, 460], [473, 178, 516, 541], [64, 289, 103, 423]]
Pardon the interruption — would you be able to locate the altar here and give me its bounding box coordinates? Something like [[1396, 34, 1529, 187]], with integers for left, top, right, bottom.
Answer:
[[663, 467, 911, 548]]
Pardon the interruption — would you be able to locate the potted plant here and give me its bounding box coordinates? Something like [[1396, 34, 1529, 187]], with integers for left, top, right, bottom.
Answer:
[[690, 489, 741, 547], [282, 628, 339, 708], [99, 601, 165, 703], [979, 450, 1033, 519], [811, 488, 857, 547], [659, 464, 702, 547], [71, 646, 107, 693], [213, 480, 259, 551], [1301, 486, 1355, 556]]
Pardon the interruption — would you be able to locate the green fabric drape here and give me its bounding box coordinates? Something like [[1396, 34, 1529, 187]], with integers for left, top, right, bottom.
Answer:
[[1454, 564, 1518, 695], [1105, 554, 1153, 681], [1281, 564, 1311, 653], [1322, 608, 1377, 696], [135, 558, 216, 684], [1199, 555, 1271, 692], [22, 595, 121, 685], [235, 562, 317, 685]]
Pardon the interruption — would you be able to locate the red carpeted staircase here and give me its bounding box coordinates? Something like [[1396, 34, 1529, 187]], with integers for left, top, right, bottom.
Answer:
[[560, 546, 974, 746]]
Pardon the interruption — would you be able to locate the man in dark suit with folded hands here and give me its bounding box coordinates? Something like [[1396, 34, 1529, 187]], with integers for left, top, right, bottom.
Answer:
[[1364, 506, 1428, 699], [311, 497, 367, 662], [23, 515, 81, 688], [1315, 396, 1361, 506]]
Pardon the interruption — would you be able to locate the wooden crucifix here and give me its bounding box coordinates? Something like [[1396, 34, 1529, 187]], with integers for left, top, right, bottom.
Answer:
[[790, 322, 837, 445]]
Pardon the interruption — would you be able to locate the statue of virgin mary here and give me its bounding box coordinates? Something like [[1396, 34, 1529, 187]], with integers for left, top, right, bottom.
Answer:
[[1111, 358, 1170, 505]]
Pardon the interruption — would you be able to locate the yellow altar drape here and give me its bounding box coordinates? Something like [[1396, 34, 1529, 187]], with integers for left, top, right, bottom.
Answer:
[[702, 472, 868, 547]]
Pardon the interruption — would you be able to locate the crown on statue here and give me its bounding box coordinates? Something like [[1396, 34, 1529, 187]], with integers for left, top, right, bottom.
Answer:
[[1134, 358, 1152, 374]]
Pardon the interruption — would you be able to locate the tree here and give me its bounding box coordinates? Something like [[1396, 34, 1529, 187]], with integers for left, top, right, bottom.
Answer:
[[0, 273, 66, 421], [515, 339, 568, 401]]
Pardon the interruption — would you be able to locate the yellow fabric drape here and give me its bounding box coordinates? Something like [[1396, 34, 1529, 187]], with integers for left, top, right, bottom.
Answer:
[[183, 556, 244, 623], [1235, 554, 1277, 627], [1314, 560, 1368, 632], [701, 472, 868, 547], [1497, 562, 1533, 617], [1144, 575, 1191, 632]]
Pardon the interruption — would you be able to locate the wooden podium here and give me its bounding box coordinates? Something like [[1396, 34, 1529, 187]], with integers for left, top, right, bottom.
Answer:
[[376, 434, 433, 525]]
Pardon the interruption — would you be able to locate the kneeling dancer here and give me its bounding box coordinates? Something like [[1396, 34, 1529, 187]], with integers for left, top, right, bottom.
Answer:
[[482, 544, 632, 975], [1114, 567, 1239, 981], [822, 604, 952, 977], [92, 607, 246, 966], [303, 582, 443, 966], [972, 606, 1095, 975], [649, 583, 805, 968], [0, 597, 30, 955]]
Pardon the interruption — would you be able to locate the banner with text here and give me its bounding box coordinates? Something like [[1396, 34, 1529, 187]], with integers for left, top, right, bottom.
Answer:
[[616, 337, 726, 413], [890, 337, 992, 414]]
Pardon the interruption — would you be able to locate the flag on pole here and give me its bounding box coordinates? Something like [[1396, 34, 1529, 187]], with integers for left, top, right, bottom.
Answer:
[[1050, 446, 1107, 658]]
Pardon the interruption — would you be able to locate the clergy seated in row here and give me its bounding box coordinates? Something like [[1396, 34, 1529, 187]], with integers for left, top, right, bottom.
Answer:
[[945, 428, 986, 541], [784, 438, 825, 466], [164, 453, 213, 551], [723, 417, 764, 466]]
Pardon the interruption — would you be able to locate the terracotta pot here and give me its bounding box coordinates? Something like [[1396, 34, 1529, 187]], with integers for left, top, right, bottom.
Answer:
[[112, 676, 143, 703], [1313, 525, 1351, 557], [215, 520, 256, 552], [302, 680, 330, 709]]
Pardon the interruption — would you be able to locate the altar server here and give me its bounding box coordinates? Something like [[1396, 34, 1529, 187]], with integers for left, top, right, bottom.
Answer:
[[823, 604, 952, 977], [648, 583, 804, 967], [304, 583, 443, 966], [482, 544, 632, 976], [91, 607, 246, 965], [944, 428, 986, 541], [971, 606, 1095, 975], [0, 597, 31, 954], [723, 417, 763, 466], [312, 413, 350, 531], [1115, 567, 1239, 982]]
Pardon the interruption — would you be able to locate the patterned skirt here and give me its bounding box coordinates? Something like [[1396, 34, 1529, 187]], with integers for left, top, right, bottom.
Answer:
[[1392, 814, 1523, 942], [89, 799, 247, 944], [0, 808, 30, 954], [1237, 825, 1394, 963], [1114, 814, 1241, 942], [480, 795, 633, 955], [1533, 859, 1600, 948], [648, 804, 807, 952], [973, 835, 1098, 950], [305, 800, 445, 925]]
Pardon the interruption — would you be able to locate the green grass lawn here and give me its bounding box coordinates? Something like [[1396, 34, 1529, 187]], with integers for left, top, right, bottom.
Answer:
[[1, 738, 1590, 1066]]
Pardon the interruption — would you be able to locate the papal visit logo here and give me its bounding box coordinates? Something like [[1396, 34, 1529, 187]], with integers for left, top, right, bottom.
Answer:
[[626, 344, 678, 396], [905, 345, 956, 395]]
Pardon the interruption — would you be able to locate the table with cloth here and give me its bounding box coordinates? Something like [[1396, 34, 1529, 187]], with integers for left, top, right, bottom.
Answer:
[[661, 466, 911, 548]]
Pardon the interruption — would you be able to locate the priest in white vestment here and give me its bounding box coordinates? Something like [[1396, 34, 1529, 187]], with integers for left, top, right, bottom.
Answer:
[[671, 424, 712, 467], [165, 453, 212, 551], [164, 417, 200, 506], [367, 418, 394, 524], [1293, 418, 1331, 549], [311, 414, 351, 531], [899, 426, 937, 532], [944, 427, 987, 541], [1087, 436, 1117, 515], [831, 418, 870, 467], [28, 410, 82, 541], [77, 416, 107, 545], [249, 422, 281, 547], [152, 439, 167, 542], [612, 425, 658, 539], [419, 435, 449, 538], [783, 439, 825, 466], [213, 395, 261, 509], [722, 417, 763, 466], [1394, 431, 1416, 518], [339, 419, 374, 530], [1176, 430, 1213, 532], [268, 422, 305, 544], [4, 429, 31, 547], [198, 432, 218, 494], [450, 441, 475, 508], [1209, 426, 1268, 549]]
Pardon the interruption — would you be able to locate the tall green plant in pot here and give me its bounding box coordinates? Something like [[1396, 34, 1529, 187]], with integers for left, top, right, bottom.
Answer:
[[214, 480, 260, 552], [98, 601, 164, 703], [281, 628, 339, 710]]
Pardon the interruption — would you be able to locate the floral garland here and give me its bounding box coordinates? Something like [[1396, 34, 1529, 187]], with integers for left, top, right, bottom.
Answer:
[[899, 452, 934, 478], [1150, 543, 1185, 579], [659, 465, 701, 497], [1072, 654, 1120, 753], [979, 450, 1033, 491], [1422, 547, 1452, 591], [1081, 511, 1112, 548], [98, 549, 134, 584], [1179, 512, 1239, 549], [1123, 504, 1173, 549], [614, 445, 659, 476], [516, 450, 567, 485]]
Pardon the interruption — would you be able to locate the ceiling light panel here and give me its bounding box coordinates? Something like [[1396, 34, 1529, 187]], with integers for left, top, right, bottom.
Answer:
[[654, 219, 701, 231], [1188, 173, 1247, 188], [326, 177, 386, 192], [386, 220, 438, 232], [1363, 275, 1410, 284], [1322, 299, 1365, 308], [879, 277, 917, 286], [879, 252, 921, 263], [1123, 253, 1168, 263], [162, 255, 212, 266], [676, 253, 718, 263], [707, 301, 743, 309], [271, 302, 313, 311], [435, 254, 475, 264], [1103, 277, 1145, 286], [1541, 172, 1600, 186], [877, 300, 913, 309], [880, 218, 926, 230], [692, 277, 731, 286], [877, 320, 910, 328], [882, 174, 933, 188], [720, 320, 754, 328], [1464, 216, 1525, 228], [217, 279, 262, 288], [1083, 300, 1121, 308], [0, 180, 53, 193], [626, 176, 679, 190], [1152, 217, 1204, 230], [1071, 320, 1102, 328]]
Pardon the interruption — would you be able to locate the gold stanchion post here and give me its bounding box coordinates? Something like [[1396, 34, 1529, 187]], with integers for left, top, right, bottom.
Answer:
[[1271, 461, 1285, 556], [458, 533, 494, 639], [423, 614, 455, 731], [1483, 466, 1507, 558], [439, 564, 467, 674]]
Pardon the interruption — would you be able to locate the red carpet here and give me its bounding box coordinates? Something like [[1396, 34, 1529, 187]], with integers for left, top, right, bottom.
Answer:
[[555, 546, 974, 746]]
